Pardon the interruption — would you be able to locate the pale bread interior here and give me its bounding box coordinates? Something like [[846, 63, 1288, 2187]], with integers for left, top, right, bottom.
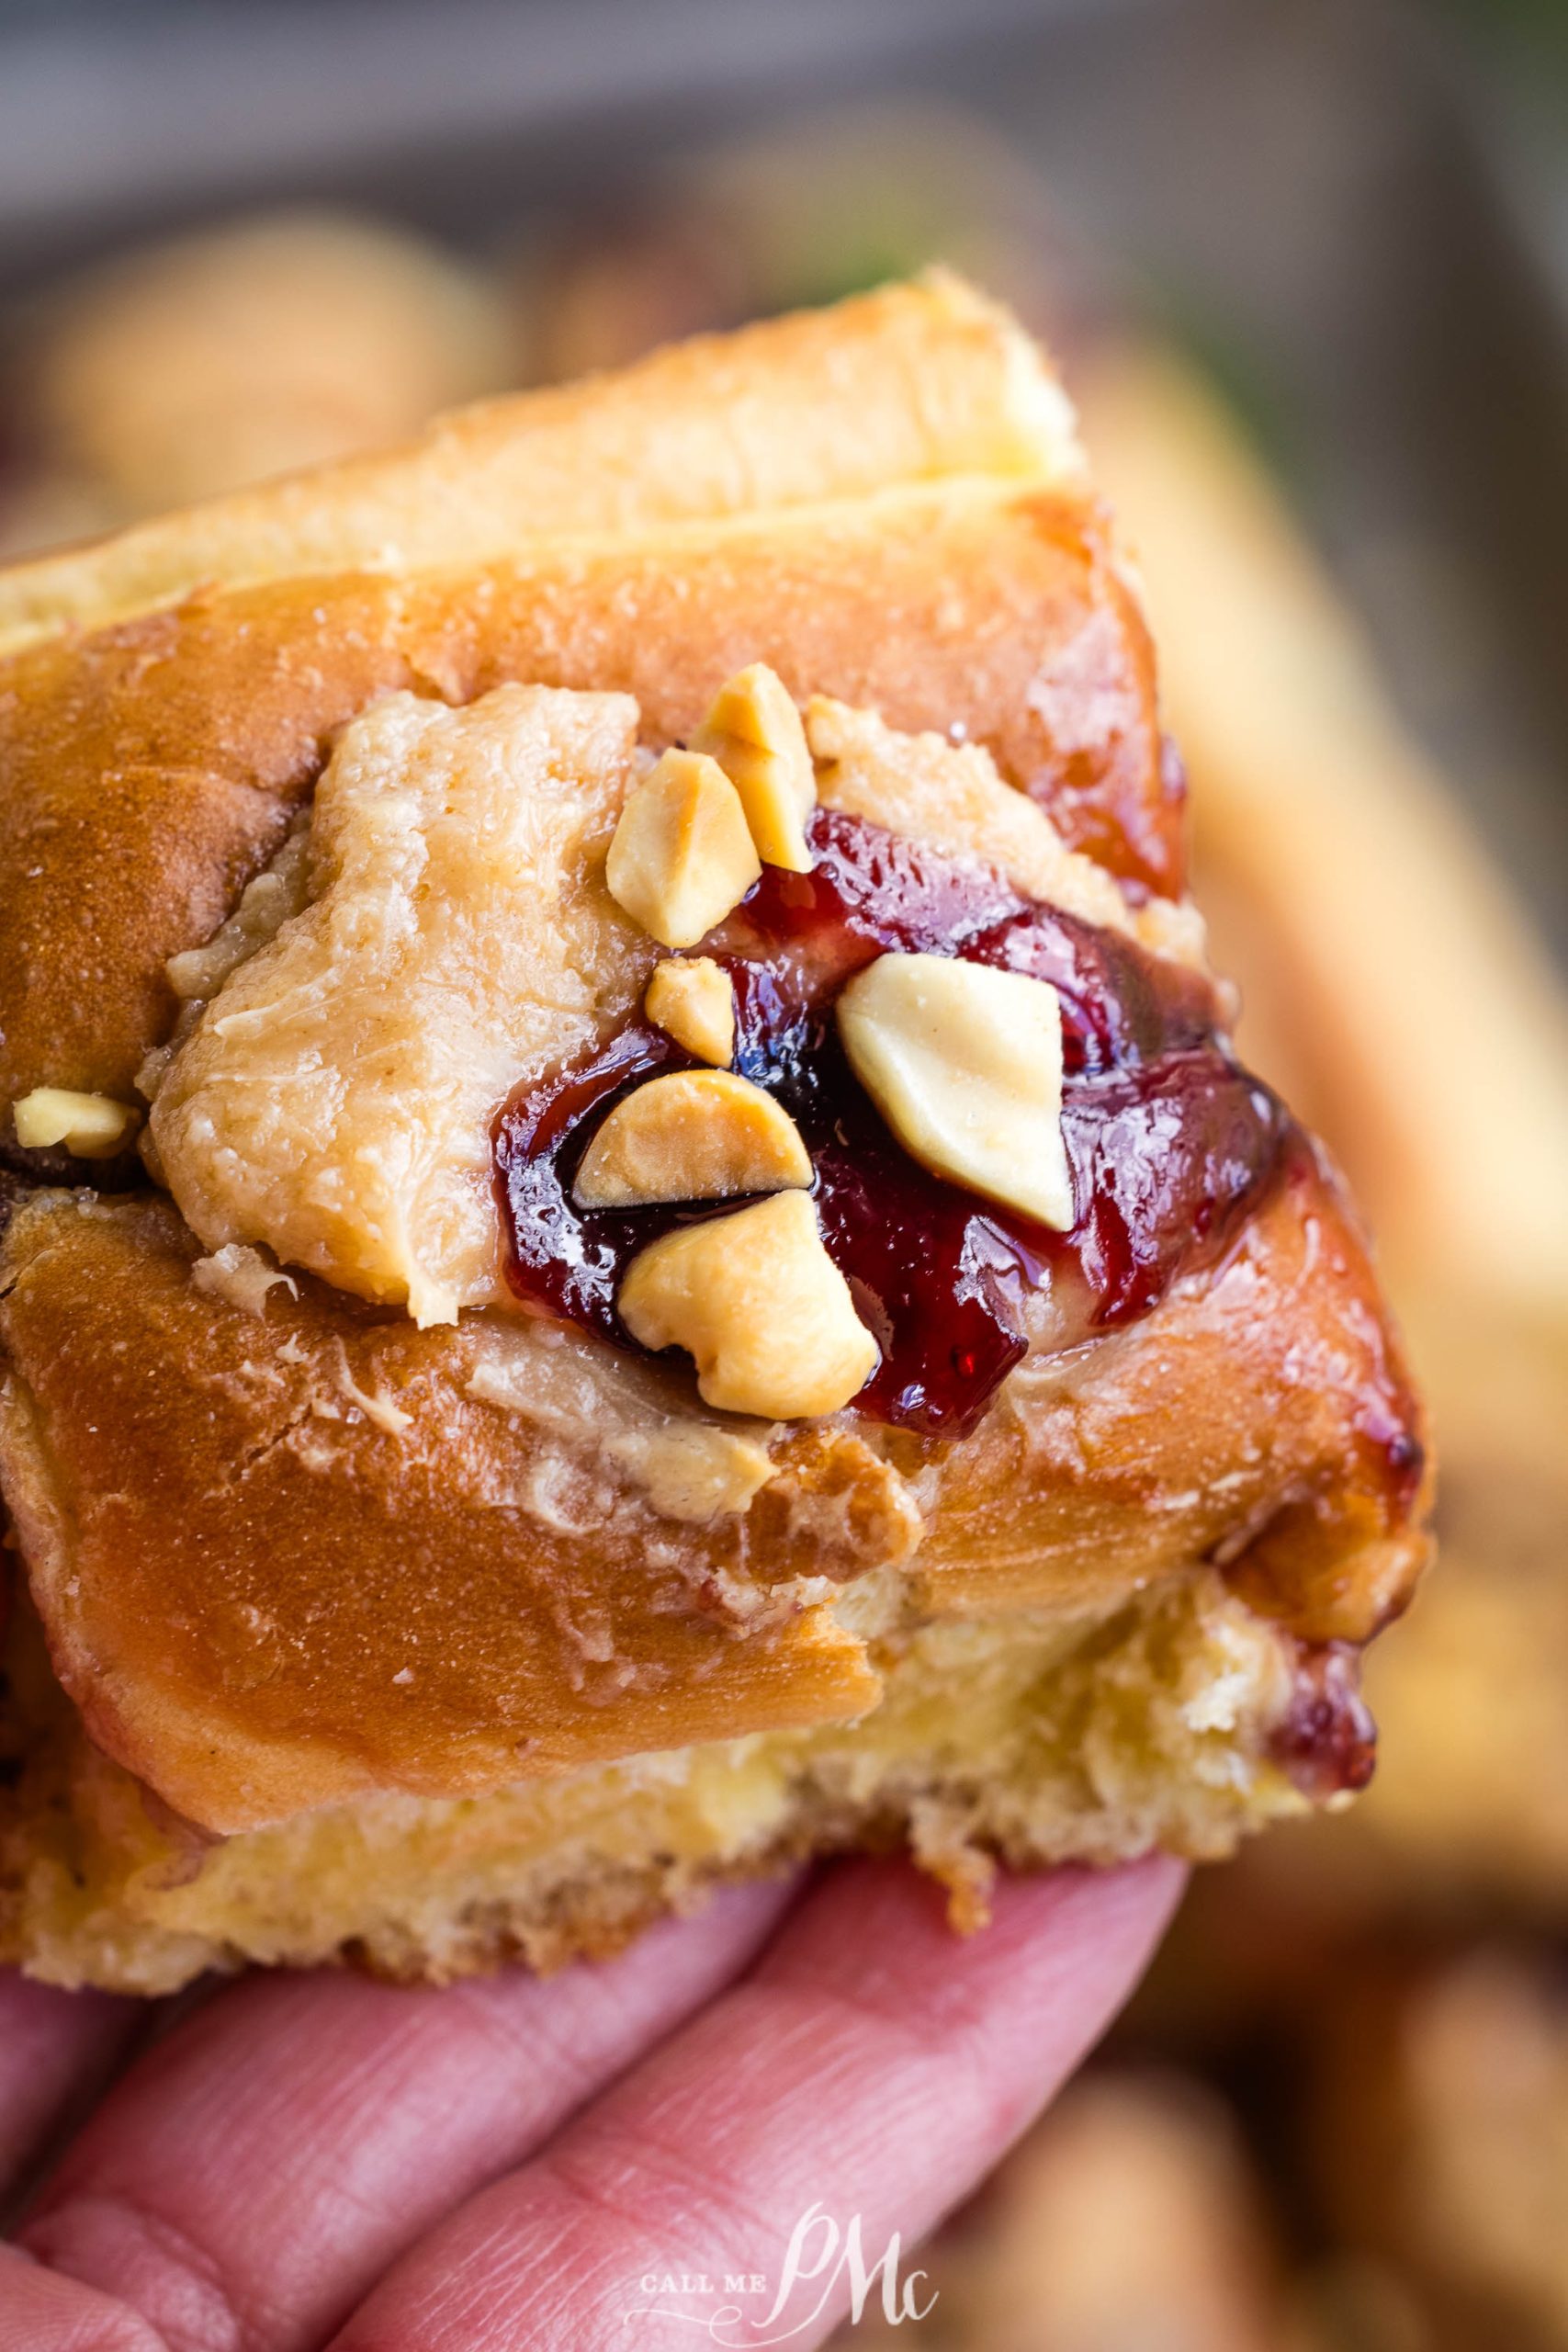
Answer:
[[1, 1567, 1304, 1996]]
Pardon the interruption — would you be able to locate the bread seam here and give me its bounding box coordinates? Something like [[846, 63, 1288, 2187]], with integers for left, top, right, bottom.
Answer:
[[0, 273, 1085, 654]]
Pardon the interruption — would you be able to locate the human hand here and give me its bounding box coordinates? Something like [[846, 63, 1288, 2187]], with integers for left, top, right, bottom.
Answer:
[[0, 1856, 1181, 2350]]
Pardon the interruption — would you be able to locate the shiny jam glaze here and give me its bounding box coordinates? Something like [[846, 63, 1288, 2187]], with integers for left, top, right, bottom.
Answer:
[[496, 809, 1292, 1438], [1270, 1641, 1378, 1799], [1037, 725, 1190, 907]]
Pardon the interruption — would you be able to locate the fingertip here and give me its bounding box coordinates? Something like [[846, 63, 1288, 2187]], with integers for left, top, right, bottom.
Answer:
[[0, 1974, 144, 2217], [759, 1849, 1187, 2013]]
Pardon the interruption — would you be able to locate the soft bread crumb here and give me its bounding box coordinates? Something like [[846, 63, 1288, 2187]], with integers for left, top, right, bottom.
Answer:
[[0, 1567, 1303, 1993]]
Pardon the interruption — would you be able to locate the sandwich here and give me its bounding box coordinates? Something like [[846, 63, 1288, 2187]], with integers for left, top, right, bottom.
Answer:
[[0, 274, 1427, 1993]]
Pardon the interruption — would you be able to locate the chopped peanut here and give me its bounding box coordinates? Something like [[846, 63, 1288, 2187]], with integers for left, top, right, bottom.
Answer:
[[573, 1070, 810, 1209], [11, 1087, 141, 1159], [645, 956, 736, 1066], [618, 1190, 877, 1419], [605, 1424, 777, 1521], [605, 749, 761, 950], [837, 951, 1074, 1228], [691, 662, 815, 873]]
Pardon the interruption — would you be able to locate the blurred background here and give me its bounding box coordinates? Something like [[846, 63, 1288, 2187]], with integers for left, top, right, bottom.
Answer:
[[1, 1, 1564, 2344]]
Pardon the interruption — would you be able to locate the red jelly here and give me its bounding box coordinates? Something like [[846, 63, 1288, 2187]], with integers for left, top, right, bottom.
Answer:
[[1269, 1641, 1378, 1799], [495, 809, 1292, 1437]]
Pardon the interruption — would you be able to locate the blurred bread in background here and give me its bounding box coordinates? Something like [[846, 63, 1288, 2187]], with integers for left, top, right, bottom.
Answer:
[[509, 102, 1086, 388], [1076, 340, 1568, 1336], [1311, 1944, 1568, 2352], [1, 210, 511, 549], [842, 2070, 1305, 2352], [1076, 340, 1568, 1921]]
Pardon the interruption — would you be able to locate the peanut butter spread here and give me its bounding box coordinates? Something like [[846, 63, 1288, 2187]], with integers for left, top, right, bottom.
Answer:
[[143, 672, 1206, 1440], [150, 684, 650, 1324]]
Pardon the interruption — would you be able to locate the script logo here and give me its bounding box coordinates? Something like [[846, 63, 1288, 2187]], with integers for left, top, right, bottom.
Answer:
[[624, 2203, 936, 2342]]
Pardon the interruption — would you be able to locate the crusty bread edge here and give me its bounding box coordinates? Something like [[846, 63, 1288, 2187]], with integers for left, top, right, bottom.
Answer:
[[0, 270, 1085, 654]]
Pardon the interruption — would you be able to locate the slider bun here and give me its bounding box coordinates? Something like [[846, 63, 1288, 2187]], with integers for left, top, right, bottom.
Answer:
[[0, 278, 1427, 1990]]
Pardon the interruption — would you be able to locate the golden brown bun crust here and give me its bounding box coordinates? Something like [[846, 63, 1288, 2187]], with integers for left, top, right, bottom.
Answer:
[[0, 486, 1167, 1128], [0, 1193, 892, 1829], [0, 1160, 1424, 1837], [0, 272, 1082, 651]]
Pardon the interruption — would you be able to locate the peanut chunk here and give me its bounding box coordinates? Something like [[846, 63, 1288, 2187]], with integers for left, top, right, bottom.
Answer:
[[692, 662, 815, 873], [574, 1070, 810, 1209], [11, 1087, 141, 1159], [605, 1425, 777, 1521], [645, 956, 735, 1066], [837, 951, 1074, 1229], [605, 749, 761, 950], [618, 1190, 877, 1419]]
